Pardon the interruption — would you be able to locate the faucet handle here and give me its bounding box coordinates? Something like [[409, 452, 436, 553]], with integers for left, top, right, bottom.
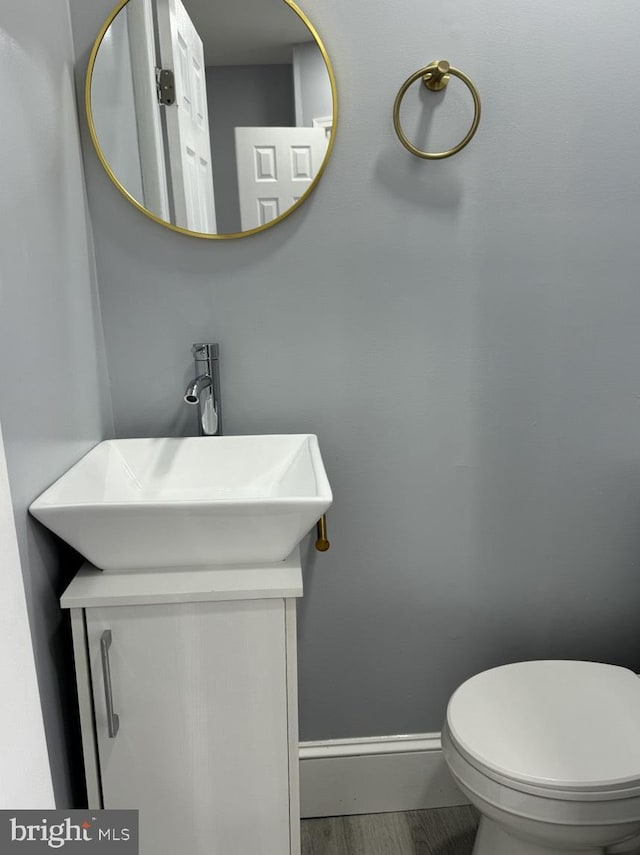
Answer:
[[192, 343, 219, 359]]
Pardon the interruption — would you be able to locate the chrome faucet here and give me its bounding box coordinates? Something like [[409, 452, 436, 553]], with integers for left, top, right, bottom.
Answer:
[[184, 343, 223, 436]]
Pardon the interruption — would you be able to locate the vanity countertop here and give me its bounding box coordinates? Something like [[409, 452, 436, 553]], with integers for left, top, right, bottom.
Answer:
[[61, 548, 302, 609]]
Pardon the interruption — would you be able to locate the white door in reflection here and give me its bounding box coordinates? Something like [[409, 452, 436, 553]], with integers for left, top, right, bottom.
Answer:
[[235, 127, 327, 231], [156, 0, 217, 232]]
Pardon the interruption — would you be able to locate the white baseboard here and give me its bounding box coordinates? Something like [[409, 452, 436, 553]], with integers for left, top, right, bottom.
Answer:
[[299, 732, 469, 818]]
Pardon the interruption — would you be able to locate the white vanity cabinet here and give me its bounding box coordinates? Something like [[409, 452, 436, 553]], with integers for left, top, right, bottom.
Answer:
[[61, 552, 303, 855]]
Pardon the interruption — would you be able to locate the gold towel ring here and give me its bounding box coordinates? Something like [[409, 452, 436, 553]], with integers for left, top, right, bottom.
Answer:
[[393, 60, 481, 160]]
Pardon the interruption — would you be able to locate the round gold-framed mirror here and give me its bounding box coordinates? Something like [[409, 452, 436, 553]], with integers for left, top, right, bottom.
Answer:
[[86, 0, 337, 239]]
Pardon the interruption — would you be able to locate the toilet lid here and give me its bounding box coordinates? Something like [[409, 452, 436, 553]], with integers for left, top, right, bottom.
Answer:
[[447, 660, 640, 792]]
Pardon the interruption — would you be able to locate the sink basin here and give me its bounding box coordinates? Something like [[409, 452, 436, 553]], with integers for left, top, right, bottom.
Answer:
[[30, 435, 332, 571]]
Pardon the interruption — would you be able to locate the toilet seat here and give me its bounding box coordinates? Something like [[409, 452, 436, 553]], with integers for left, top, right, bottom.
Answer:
[[446, 661, 640, 799]]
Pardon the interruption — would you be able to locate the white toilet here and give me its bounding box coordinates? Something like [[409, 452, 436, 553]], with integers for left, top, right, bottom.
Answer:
[[442, 661, 640, 855]]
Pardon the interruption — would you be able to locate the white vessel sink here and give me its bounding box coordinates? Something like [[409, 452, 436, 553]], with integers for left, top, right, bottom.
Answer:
[[30, 435, 332, 571]]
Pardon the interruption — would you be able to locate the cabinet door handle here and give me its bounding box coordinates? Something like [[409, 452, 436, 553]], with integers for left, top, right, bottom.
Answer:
[[100, 630, 120, 738]]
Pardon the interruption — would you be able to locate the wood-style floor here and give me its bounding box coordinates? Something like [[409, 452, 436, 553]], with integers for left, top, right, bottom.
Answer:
[[302, 805, 479, 855]]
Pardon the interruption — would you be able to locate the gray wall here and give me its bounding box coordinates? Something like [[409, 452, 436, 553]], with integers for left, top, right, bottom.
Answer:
[[71, 0, 640, 741], [293, 42, 333, 128], [0, 0, 112, 804], [91, 8, 144, 203], [207, 64, 295, 235]]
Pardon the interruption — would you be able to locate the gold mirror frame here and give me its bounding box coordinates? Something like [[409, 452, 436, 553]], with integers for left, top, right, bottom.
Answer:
[[85, 0, 338, 239]]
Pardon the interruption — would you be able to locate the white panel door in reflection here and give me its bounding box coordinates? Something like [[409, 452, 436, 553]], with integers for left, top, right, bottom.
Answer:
[[156, 0, 217, 233], [235, 127, 327, 231]]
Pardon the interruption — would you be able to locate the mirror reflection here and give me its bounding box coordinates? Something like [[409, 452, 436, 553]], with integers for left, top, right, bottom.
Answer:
[[89, 0, 335, 237]]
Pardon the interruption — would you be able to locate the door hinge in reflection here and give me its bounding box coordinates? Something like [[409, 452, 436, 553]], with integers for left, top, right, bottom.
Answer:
[[156, 68, 175, 106]]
